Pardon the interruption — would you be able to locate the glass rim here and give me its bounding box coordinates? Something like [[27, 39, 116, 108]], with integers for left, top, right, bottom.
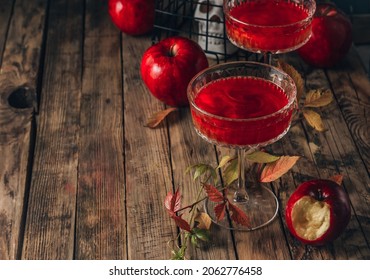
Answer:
[[187, 61, 297, 122], [224, 0, 316, 29]]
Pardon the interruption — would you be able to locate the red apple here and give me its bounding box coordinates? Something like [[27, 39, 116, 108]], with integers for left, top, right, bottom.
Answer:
[[285, 179, 351, 246], [108, 0, 155, 36], [140, 36, 209, 107], [297, 2, 352, 68]]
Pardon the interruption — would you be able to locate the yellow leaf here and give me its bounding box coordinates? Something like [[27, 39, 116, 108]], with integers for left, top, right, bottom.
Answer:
[[302, 109, 326, 132], [145, 107, 177, 128], [277, 60, 305, 102], [217, 155, 234, 169], [194, 212, 212, 230], [260, 156, 300, 182], [223, 157, 238, 186], [245, 150, 280, 163], [304, 89, 334, 108]]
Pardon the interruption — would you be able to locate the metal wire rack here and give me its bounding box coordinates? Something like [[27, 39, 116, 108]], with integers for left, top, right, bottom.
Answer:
[[152, 0, 252, 63]]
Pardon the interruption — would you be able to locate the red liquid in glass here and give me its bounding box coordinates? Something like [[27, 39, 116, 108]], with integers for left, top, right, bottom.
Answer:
[[225, 1, 312, 53], [192, 76, 293, 146]]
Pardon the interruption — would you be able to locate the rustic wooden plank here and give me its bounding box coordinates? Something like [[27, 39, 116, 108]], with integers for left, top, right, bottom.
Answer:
[[327, 47, 369, 173], [276, 50, 370, 259], [325, 48, 370, 249], [0, 0, 14, 66], [74, 0, 126, 260], [169, 108, 237, 260], [0, 0, 47, 260], [21, 0, 83, 259], [0, 78, 33, 260], [122, 35, 178, 259]]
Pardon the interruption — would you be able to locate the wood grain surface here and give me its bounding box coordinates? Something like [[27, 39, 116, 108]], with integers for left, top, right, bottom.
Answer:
[[0, 0, 369, 260], [0, 0, 47, 260]]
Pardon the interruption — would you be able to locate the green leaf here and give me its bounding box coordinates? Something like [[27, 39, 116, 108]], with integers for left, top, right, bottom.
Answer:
[[192, 228, 210, 242], [190, 234, 198, 247], [223, 157, 238, 186], [185, 163, 217, 181], [193, 164, 209, 181], [245, 151, 280, 163], [171, 246, 186, 260]]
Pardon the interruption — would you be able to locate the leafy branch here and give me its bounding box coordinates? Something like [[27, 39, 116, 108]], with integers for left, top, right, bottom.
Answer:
[[164, 151, 299, 259]]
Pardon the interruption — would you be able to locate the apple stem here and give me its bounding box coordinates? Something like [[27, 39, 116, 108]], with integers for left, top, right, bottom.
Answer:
[[169, 45, 177, 57], [317, 188, 323, 201], [321, 5, 336, 17]]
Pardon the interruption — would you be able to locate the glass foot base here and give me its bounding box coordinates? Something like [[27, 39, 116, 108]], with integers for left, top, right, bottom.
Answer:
[[204, 185, 279, 231]]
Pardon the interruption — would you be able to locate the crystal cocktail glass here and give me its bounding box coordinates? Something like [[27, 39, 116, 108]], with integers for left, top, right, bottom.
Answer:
[[188, 61, 297, 230], [224, 0, 316, 63]]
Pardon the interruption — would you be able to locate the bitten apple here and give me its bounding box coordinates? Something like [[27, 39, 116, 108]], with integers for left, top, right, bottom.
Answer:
[[285, 179, 351, 246], [141, 36, 209, 107], [297, 2, 352, 68], [108, 0, 155, 36]]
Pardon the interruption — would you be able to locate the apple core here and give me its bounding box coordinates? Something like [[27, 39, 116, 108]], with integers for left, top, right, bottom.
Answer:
[[291, 196, 330, 240]]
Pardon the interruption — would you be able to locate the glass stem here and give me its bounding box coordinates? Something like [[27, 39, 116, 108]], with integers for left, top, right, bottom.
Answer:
[[263, 52, 272, 65], [234, 149, 249, 202]]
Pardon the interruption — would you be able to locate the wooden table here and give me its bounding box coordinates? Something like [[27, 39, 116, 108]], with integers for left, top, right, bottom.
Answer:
[[0, 0, 369, 260]]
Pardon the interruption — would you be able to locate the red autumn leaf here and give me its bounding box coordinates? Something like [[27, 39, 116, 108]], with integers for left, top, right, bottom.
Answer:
[[203, 184, 225, 203], [228, 202, 251, 227], [214, 202, 227, 221], [171, 214, 192, 232], [164, 189, 181, 214], [145, 107, 178, 128]]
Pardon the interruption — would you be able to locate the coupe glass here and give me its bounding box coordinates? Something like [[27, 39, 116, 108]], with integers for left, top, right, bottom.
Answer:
[[188, 61, 297, 230], [224, 0, 316, 63]]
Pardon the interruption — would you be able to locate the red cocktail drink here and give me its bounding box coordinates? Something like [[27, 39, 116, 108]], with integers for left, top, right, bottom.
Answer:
[[188, 62, 297, 231], [189, 65, 296, 148], [224, 0, 316, 53]]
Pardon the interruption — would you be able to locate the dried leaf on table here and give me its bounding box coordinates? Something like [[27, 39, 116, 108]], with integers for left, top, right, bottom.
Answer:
[[277, 60, 305, 102], [303, 109, 326, 131], [194, 212, 212, 230], [304, 89, 334, 108], [329, 174, 344, 185], [145, 107, 178, 128], [260, 156, 300, 182]]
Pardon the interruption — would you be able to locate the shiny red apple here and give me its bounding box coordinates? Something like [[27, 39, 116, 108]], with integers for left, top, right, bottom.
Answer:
[[140, 36, 209, 107], [108, 0, 155, 36], [297, 2, 352, 68], [285, 179, 351, 246]]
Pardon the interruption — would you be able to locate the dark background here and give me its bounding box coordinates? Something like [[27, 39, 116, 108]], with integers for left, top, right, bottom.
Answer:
[[333, 0, 370, 14]]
